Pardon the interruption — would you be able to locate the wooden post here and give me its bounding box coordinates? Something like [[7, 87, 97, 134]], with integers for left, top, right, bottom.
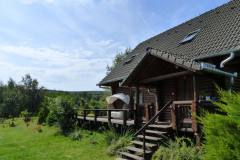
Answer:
[[83, 110, 87, 122], [192, 75, 197, 133], [108, 110, 112, 127], [143, 129, 146, 159], [94, 110, 97, 123], [134, 86, 140, 126], [171, 103, 177, 130], [123, 110, 127, 127]]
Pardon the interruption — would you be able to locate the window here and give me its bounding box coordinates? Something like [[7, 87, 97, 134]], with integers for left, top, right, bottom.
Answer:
[[132, 89, 143, 105], [180, 29, 200, 44], [124, 54, 137, 65]]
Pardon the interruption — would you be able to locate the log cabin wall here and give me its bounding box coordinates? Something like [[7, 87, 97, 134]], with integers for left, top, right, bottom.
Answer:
[[142, 88, 156, 105], [225, 64, 240, 92], [233, 75, 240, 92], [113, 86, 156, 104], [157, 79, 177, 121], [197, 75, 217, 98]]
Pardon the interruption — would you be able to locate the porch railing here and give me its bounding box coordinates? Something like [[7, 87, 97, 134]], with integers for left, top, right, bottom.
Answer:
[[133, 100, 173, 159], [80, 109, 130, 126], [171, 100, 197, 132]]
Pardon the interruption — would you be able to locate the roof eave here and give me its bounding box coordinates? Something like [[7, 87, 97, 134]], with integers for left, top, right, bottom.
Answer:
[[97, 76, 126, 87]]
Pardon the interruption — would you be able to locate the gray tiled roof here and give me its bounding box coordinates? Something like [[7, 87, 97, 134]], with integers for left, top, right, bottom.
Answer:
[[99, 0, 240, 86]]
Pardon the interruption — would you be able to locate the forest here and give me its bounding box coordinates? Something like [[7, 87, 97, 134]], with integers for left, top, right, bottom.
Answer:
[[0, 74, 110, 120]]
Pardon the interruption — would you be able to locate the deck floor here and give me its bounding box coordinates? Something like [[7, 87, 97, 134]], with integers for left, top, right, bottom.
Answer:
[[78, 116, 135, 126]]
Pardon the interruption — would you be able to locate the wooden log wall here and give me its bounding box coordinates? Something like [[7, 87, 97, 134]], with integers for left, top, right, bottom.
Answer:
[[233, 75, 240, 92], [197, 75, 216, 97], [157, 79, 176, 121]]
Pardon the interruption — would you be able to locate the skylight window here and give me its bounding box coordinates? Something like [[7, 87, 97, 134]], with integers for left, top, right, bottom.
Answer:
[[124, 54, 137, 65], [180, 29, 200, 44]]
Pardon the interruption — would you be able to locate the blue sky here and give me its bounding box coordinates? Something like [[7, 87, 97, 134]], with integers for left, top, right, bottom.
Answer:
[[0, 0, 228, 91]]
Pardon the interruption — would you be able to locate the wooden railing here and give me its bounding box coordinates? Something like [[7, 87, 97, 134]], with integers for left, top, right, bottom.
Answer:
[[133, 100, 173, 159], [171, 100, 197, 132], [81, 109, 130, 126]]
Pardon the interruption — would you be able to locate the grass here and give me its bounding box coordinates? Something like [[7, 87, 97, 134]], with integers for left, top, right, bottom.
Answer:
[[0, 118, 114, 160]]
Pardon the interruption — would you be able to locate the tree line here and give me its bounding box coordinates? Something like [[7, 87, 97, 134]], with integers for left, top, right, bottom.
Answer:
[[0, 74, 43, 118], [0, 74, 110, 119]]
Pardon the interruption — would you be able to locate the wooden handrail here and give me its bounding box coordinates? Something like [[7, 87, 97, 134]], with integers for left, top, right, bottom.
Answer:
[[81, 109, 129, 112], [134, 100, 172, 136], [81, 108, 131, 127], [173, 100, 193, 105]]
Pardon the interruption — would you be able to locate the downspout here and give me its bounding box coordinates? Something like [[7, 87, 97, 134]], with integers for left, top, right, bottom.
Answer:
[[220, 52, 235, 92], [220, 52, 235, 68], [200, 56, 238, 92]]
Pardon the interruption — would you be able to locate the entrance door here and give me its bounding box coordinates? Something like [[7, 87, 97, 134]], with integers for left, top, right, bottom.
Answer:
[[177, 76, 192, 101], [157, 79, 177, 121], [176, 76, 193, 129]]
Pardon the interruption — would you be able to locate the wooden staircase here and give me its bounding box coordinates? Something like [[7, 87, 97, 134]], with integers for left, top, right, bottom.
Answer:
[[117, 101, 173, 160]]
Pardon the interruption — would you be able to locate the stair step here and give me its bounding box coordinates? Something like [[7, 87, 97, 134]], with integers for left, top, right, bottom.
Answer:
[[126, 146, 152, 154], [145, 130, 167, 136], [148, 124, 172, 129], [137, 135, 162, 141], [116, 158, 128, 160], [119, 152, 144, 160], [180, 127, 194, 132], [181, 119, 192, 124], [131, 140, 157, 148], [154, 121, 171, 125]]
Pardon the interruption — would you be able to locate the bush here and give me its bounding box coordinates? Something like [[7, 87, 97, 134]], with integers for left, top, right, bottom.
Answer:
[[152, 138, 202, 160], [69, 129, 82, 141], [9, 120, 16, 127], [105, 128, 133, 156], [34, 124, 43, 133], [20, 110, 31, 123], [38, 106, 50, 124], [201, 89, 240, 160], [55, 97, 78, 134], [38, 97, 51, 124], [46, 111, 58, 126]]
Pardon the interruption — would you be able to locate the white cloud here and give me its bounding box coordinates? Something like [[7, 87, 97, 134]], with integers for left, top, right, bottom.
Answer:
[[18, 0, 55, 5], [0, 43, 115, 91]]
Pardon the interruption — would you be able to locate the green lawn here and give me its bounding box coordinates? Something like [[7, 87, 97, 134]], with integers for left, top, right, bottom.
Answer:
[[0, 119, 114, 160]]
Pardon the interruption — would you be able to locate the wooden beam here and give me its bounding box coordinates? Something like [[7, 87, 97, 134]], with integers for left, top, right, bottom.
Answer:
[[192, 75, 197, 133], [108, 110, 112, 127], [170, 103, 177, 130], [134, 86, 140, 126], [141, 71, 192, 83]]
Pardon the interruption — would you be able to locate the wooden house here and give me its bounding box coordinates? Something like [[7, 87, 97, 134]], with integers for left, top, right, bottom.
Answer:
[[80, 1, 240, 159]]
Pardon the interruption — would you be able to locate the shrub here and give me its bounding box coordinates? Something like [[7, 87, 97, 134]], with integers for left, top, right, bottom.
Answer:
[[38, 106, 50, 124], [38, 98, 50, 124], [106, 128, 133, 156], [34, 124, 43, 133], [69, 129, 82, 141], [0, 118, 5, 124], [9, 120, 16, 127], [201, 89, 240, 160], [152, 138, 202, 160], [46, 111, 58, 126], [55, 97, 78, 134], [20, 110, 31, 123]]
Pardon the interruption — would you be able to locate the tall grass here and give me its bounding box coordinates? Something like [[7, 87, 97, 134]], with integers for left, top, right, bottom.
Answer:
[[152, 138, 202, 160], [105, 127, 134, 156]]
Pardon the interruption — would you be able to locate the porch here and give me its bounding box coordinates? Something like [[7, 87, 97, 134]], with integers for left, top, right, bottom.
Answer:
[[77, 100, 197, 133]]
